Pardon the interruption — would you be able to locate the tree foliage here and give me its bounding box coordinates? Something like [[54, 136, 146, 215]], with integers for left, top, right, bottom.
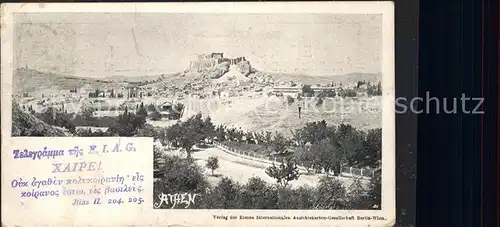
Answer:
[[318, 89, 336, 98], [367, 82, 382, 96], [206, 156, 220, 176], [154, 155, 209, 195], [302, 85, 315, 97], [314, 177, 347, 209], [163, 113, 215, 160], [265, 159, 300, 187]]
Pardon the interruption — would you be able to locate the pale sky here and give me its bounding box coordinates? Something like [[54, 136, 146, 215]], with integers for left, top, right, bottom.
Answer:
[[15, 13, 382, 78]]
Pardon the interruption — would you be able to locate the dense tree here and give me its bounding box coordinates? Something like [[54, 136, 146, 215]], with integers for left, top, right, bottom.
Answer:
[[294, 145, 315, 173], [313, 139, 339, 175], [214, 124, 227, 141], [367, 171, 382, 209], [177, 125, 197, 160], [338, 88, 357, 98], [204, 177, 242, 209], [36, 107, 76, 133], [363, 128, 382, 167], [153, 145, 165, 178], [240, 177, 277, 209], [295, 120, 329, 144], [102, 106, 147, 136], [202, 116, 215, 143], [153, 155, 209, 195], [136, 102, 148, 118], [318, 89, 336, 98], [135, 125, 160, 138], [314, 177, 347, 209], [345, 178, 369, 209], [163, 113, 214, 160], [264, 131, 273, 149], [271, 132, 289, 156], [336, 124, 366, 166], [276, 186, 314, 209]]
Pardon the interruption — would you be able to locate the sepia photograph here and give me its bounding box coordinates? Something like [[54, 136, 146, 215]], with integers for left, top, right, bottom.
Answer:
[[3, 2, 394, 226], [13, 12, 382, 210]]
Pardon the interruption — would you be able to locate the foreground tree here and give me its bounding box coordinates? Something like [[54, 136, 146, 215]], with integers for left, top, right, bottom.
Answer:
[[153, 155, 209, 197], [202, 116, 215, 143], [203, 177, 242, 209], [214, 124, 227, 141], [363, 128, 382, 167], [265, 159, 300, 187], [206, 156, 220, 176], [313, 139, 339, 176], [163, 113, 215, 160], [295, 120, 329, 144], [276, 185, 314, 209], [240, 177, 277, 209], [314, 176, 347, 209], [294, 145, 315, 173], [345, 178, 369, 209], [271, 132, 289, 155]]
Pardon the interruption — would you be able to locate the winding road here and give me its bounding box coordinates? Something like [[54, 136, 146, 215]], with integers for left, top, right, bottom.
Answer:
[[187, 146, 364, 188]]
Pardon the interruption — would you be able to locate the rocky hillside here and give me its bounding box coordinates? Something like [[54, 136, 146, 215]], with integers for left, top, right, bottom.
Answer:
[[11, 103, 71, 136], [185, 58, 254, 80], [180, 54, 379, 86]]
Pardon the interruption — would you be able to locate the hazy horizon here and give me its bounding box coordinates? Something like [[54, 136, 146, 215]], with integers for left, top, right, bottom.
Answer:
[[14, 13, 382, 78]]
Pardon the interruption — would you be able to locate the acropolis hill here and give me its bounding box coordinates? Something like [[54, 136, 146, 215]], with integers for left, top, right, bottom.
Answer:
[[186, 53, 253, 79]]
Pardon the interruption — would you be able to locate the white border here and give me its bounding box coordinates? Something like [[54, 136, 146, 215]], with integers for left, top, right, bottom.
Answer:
[[1, 2, 395, 227]]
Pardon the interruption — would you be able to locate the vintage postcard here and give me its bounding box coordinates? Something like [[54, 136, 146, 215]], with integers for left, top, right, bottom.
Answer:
[[1, 2, 395, 227]]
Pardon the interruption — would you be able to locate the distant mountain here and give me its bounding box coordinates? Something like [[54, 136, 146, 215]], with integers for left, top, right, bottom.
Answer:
[[264, 71, 381, 85], [101, 75, 166, 82], [13, 68, 117, 94], [13, 66, 381, 95]]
